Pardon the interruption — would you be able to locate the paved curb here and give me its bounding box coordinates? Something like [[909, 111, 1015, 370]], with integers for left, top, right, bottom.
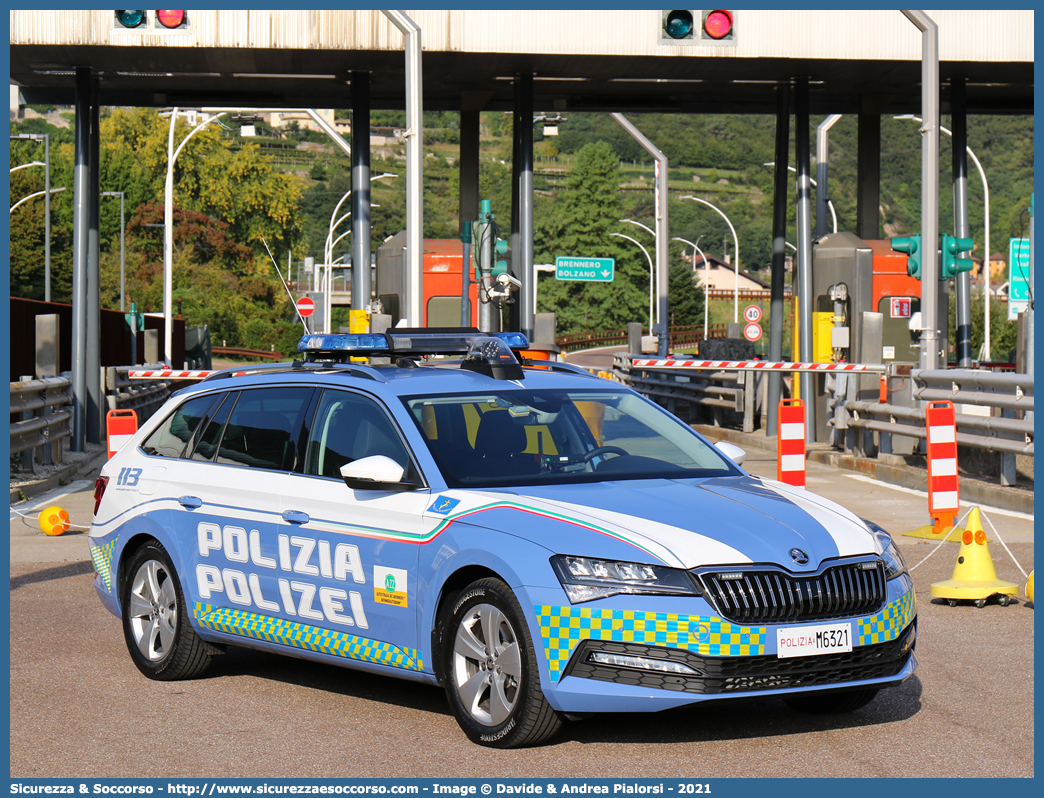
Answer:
[[9, 450, 108, 505], [694, 424, 1034, 516]]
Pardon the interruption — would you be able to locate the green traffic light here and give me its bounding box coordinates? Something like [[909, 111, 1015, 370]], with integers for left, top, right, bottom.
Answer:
[[664, 10, 694, 39], [941, 234, 975, 279], [115, 10, 145, 28], [890, 234, 922, 279]]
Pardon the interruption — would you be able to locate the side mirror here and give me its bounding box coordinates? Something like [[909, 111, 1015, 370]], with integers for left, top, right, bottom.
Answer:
[[340, 455, 418, 491], [714, 440, 747, 467]]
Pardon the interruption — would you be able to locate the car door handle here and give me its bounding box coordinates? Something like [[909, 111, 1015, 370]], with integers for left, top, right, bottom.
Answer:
[[178, 496, 202, 509], [282, 510, 310, 525]]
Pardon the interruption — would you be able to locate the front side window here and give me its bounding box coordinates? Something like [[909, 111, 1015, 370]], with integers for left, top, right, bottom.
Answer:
[[305, 390, 415, 480], [402, 389, 738, 489], [140, 394, 217, 458]]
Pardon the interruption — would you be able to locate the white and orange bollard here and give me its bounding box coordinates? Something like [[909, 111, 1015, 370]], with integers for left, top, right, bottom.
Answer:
[[776, 398, 806, 488], [907, 400, 966, 540], [106, 409, 139, 459]]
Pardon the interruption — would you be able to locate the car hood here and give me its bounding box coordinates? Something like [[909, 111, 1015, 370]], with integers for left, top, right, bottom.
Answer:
[[445, 475, 880, 571]]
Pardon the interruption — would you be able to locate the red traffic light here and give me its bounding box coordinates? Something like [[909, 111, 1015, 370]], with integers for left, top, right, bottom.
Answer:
[[703, 10, 734, 40], [156, 9, 185, 28]]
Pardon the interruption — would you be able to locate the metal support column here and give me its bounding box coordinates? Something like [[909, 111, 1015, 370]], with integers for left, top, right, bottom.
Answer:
[[795, 77, 816, 439], [458, 95, 482, 230], [767, 84, 791, 436], [856, 96, 883, 242], [44, 134, 52, 302], [70, 67, 91, 453], [517, 73, 535, 339], [903, 10, 941, 371], [815, 114, 842, 239], [86, 74, 102, 444], [951, 77, 972, 367], [351, 71, 372, 313]]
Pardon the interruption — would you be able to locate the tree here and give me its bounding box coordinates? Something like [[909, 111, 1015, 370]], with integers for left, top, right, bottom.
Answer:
[[667, 260, 705, 328], [535, 142, 648, 333]]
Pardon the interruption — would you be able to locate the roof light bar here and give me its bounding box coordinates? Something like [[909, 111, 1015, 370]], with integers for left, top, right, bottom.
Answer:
[[297, 329, 530, 364]]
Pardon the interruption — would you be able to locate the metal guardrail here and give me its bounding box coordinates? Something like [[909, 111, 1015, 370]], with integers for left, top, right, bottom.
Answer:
[[557, 324, 728, 353], [613, 352, 756, 432], [9, 375, 72, 457], [212, 346, 282, 362], [840, 368, 1033, 458], [105, 365, 171, 419]]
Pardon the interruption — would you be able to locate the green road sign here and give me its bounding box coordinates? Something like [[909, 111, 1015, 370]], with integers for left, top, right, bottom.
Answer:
[[1008, 238, 1030, 320], [555, 257, 615, 282]]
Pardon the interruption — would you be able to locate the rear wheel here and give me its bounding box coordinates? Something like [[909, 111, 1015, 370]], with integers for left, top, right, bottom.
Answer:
[[441, 578, 562, 748], [121, 540, 213, 680], [785, 688, 880, 714]]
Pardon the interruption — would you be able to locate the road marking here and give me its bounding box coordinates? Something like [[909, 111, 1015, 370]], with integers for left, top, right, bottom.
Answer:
[[842, 474, 1034, 521], [9, 479, 95, 521]]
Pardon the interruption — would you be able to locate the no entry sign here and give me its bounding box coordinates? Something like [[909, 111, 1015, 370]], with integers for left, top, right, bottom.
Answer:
[[296, 296, 315, 317], [743, 322, 762, 342]]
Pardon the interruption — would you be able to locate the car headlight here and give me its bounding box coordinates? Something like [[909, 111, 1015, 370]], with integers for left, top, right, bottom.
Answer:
[[862, 518, 908, 579], [550, 555, 701, 604]]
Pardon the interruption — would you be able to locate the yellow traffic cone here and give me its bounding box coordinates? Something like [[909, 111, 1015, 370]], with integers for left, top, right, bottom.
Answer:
[[930, 508, 1019, 608]]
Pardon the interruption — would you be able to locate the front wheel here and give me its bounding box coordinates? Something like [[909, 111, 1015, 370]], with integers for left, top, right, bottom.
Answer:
[[121, 540, 213, 681], [441, 578, 562, 748]]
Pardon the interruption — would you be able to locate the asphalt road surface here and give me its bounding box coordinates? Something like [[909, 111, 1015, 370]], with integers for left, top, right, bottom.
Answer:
[[8, 454, 1034, 779]]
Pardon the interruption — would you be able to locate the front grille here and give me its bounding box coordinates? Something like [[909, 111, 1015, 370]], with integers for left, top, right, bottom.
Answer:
[[564, 621, 915, 696], [697, 560, 886, 624]]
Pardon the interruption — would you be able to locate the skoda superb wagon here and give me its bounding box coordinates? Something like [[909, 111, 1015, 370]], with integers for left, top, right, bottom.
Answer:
[[89, 329, 916, 748]]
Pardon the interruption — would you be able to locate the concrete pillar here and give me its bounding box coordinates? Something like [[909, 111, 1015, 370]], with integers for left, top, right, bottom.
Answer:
[[351, 72, 372, 312]]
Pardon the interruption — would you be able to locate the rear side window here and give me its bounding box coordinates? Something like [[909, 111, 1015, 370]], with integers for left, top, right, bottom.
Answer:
[[215, 387, 312, 471], [140, 394, 217, 458], [190, 392, 236, 462]]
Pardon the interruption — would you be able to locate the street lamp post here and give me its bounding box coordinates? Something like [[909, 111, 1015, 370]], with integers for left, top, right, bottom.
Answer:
[[164, 107, 228, 366], [680, 196, 741, 324], [763, 163, 838, 234], [896, 114, 991, 360], [620, 218, 658, 327], [101, 191, 126, 311], [672, 236, 708, 339], [10, 186, 65, 214], [610, 232, 654, 332]]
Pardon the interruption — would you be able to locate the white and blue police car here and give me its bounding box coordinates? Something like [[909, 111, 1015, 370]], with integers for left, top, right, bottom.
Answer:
[[89, 329, 916, 748]]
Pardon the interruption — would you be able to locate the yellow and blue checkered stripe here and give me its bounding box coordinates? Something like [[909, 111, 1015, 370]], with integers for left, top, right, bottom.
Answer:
[[193, 604, 424, 672], [536, 606, 767, 681], [857, 591, 916, 645], [90, 539, 118, 592]]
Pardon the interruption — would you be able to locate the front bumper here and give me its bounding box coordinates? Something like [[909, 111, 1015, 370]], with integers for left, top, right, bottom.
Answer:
[[529, 573, 917, 713]]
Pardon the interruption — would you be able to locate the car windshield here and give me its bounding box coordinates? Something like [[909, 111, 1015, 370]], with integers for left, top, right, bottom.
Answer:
[[401, 388, 738, 488]]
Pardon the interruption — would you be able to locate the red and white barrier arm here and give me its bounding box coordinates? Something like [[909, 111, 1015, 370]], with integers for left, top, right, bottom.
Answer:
[[128, 370, 216, 380], [632, 359, 888, 373]]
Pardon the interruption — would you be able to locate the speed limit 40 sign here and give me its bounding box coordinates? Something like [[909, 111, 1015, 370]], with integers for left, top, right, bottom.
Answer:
[[743, 304, 762, 324]]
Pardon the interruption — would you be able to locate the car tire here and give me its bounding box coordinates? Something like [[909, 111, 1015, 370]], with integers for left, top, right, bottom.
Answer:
[[121, 540, 213, 681], [441, 577, 562, 748], [785, 687, 880, 714]]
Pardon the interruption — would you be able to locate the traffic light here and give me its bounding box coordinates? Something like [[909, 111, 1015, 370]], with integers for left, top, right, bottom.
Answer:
[[941, 234, 975, 279], [661, 11, 735, 45], [113, 10, 191, 32], [701, 9, 734, 41], [891, 234, 922, 279], [494, 238, 509, 278], [662, 10, 695, 40]]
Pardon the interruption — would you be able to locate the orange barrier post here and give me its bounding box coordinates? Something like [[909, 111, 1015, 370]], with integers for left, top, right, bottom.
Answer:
[[926, 400, 959, 536], [106, 409, 139, 459], [776, 398, 806, 488]]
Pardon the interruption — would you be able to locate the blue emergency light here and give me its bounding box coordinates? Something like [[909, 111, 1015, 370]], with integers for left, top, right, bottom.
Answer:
[[297, 328, 530, 368]]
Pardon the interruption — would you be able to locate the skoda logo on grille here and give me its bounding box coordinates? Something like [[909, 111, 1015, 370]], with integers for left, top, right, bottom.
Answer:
[[789, 548, 810, 565]]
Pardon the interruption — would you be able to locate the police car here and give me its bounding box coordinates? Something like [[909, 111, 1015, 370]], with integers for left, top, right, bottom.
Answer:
[[89, 329, 916, 748]]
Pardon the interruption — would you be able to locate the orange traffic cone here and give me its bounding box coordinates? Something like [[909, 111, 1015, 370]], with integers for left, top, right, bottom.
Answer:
[[930, 508, 1019, 607]]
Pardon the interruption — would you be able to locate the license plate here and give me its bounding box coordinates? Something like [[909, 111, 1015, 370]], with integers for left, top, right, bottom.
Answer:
[[776, 622, 853, 658]]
